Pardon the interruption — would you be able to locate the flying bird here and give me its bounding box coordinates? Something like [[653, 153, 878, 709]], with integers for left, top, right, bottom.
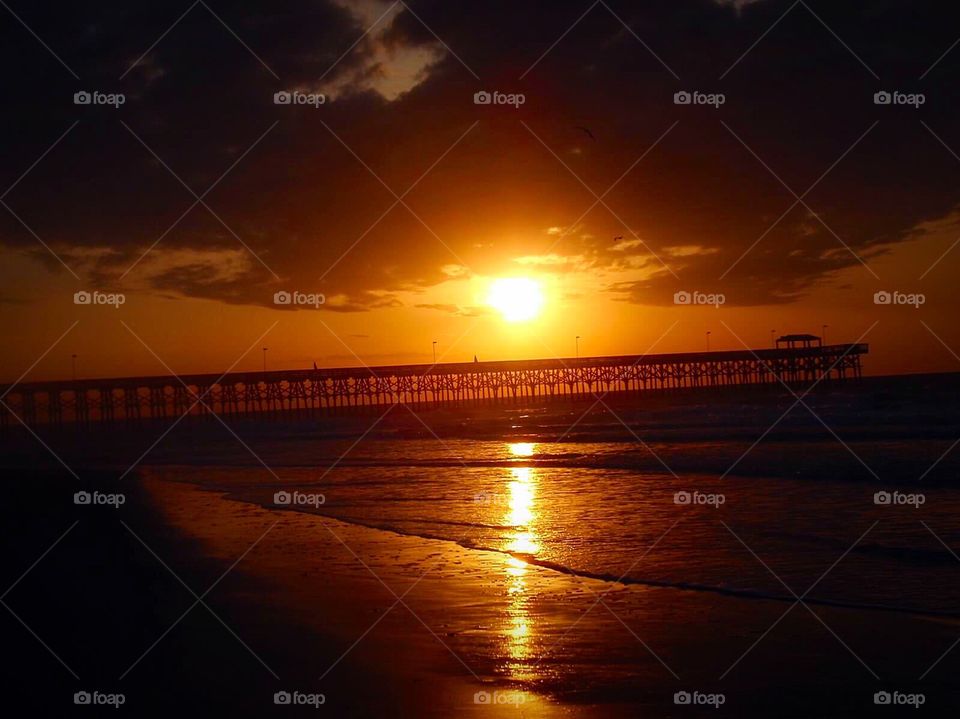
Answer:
[[574, 126, 595, 141], [613, 235, 623, 241]]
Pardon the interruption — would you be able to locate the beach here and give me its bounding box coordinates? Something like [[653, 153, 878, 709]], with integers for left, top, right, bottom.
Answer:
[[2, 377, 960, 716], [5, 1, 960, 713]]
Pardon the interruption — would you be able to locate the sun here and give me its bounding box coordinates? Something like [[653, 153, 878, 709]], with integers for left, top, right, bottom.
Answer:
[[487, 278, 544, 322]]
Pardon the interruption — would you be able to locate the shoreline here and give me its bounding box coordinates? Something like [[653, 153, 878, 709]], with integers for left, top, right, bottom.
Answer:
[[161, 471, 960, 621], [4, 468, 959, 716], [139, 471, 960, 716], [139, 473, 585, 717]]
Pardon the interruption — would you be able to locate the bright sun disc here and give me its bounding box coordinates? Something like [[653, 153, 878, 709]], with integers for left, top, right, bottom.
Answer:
[[487, 278, 544, 322]]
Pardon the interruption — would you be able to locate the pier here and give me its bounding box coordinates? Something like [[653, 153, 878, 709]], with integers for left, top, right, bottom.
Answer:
[[0, 342, 867, 428]]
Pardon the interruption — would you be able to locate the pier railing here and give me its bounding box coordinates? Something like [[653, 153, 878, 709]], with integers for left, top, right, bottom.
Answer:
[[0, 344, 868, 427]]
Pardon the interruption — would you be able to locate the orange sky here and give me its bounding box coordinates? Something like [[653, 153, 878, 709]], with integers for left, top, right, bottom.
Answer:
[[2, 0, 960, 382]]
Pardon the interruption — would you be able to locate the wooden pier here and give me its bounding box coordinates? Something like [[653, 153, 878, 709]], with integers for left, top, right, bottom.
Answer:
[[0, 342, 867, 428]]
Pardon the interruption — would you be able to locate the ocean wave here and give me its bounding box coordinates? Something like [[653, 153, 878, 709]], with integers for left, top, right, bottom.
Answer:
[[242, 495, 960, 620]]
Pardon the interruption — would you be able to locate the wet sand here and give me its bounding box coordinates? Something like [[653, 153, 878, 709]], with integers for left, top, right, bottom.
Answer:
[[1, 471, 565, 717]]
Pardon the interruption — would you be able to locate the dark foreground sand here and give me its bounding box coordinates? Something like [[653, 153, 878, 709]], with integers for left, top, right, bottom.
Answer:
[[0, 471, 566, 717]]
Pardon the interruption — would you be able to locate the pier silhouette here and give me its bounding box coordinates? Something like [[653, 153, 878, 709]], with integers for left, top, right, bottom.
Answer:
[[1, 342, 867, 428]]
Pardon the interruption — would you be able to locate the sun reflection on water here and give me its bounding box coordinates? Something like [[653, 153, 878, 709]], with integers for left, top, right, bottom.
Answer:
[[500, 444, 540, 678], [506, 467, 539, 554], [509, 442, 535, 458]]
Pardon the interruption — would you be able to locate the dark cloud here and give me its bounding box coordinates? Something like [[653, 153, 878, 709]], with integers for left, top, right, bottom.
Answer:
[[1, 0, 959, 308]]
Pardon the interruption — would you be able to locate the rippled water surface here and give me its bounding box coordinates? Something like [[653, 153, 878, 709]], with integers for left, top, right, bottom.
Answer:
[[151, 435, 960, 615]]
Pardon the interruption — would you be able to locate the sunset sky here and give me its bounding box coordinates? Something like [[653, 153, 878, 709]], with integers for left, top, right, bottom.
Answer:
[[2, 0, 960, 381]]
